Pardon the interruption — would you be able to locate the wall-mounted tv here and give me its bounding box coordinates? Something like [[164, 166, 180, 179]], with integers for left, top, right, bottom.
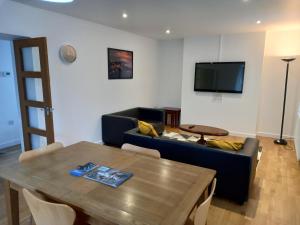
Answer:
[[194, 62, 245, 93]]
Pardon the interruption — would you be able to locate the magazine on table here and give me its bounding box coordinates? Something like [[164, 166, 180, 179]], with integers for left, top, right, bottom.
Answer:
[[69, 162, 133, 188], [69, 162, 98, 177], [84, 166, 133, 188]]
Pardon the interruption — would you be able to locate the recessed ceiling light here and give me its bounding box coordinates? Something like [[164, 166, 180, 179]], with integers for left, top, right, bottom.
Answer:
[[256, 20, 262, 24], [41, 0, 74, 3], [165, 29, 171, 34], [122, 13, 128, 18], [242, 0, 249, 2]]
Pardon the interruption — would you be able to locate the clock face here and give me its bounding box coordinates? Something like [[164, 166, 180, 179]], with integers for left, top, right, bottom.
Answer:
[[59, 45, 77, 63]]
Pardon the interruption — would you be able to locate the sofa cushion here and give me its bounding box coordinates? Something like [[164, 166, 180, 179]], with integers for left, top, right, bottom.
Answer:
[[138, 121, 159, 137], [207, 139, 244, 151]]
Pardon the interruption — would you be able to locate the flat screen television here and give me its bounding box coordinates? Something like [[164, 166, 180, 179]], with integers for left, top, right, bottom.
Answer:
[[194, 62, 245, 93]]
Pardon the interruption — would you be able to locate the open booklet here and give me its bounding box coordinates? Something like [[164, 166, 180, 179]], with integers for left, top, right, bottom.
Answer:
[[163, 131, 201, 142], [69, 163, 133, 188]]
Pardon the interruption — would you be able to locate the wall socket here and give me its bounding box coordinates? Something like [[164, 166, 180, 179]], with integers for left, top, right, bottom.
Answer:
[[0, 71, 11, 77]]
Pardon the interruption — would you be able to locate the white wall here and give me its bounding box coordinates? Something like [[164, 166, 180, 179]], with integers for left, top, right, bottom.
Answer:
[[257, 30, 300, 138], [181, 32, 266, 136], [0, 40, 21, 149], [0, 0, 160, 145], [157, 39, 183, 108]]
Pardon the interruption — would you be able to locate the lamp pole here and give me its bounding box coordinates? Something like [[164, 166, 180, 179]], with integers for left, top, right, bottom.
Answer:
[[274, 58, 296, 145]]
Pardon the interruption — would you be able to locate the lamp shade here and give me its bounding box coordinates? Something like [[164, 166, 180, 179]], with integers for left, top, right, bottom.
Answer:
[[264, 30, 300, 57]]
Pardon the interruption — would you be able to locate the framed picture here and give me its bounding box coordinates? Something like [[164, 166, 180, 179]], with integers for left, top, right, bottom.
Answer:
[[107, 48, 133, 79]]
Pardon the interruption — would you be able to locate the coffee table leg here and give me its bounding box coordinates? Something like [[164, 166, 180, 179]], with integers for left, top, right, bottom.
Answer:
[[4, 180, 20, 225], [197, 134, 206, 145]]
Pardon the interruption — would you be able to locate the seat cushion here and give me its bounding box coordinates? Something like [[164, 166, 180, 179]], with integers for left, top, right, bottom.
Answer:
[[138, 121, 159, 137], [207, 139, 244, 151], [146, 121, 165, 135]]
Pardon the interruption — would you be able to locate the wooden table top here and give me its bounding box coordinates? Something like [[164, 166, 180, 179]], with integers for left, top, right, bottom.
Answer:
[[0, 142, 215, 225], [180, 124, 229, 136]]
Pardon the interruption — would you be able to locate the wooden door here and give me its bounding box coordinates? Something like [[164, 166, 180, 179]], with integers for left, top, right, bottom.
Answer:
[[13, 37, 54, 151]]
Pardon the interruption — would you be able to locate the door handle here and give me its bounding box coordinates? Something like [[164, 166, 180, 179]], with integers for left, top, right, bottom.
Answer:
[[44, 107, 54, 116]]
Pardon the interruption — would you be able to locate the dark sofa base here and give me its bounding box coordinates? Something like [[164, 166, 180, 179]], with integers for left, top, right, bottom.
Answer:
[[123, 128, 259, 204]]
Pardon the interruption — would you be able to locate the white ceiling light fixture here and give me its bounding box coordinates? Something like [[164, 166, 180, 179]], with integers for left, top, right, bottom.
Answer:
[[41, 0, 74, 3], [165, 29, 171, 34], [256, 20, 262, 24], [122, 13, 128, 18]]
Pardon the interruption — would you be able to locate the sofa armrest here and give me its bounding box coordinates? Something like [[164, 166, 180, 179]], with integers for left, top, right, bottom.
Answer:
[[240, 138, 259, 195], [138, 107, 165, 123], [102, 115, 138, 147]]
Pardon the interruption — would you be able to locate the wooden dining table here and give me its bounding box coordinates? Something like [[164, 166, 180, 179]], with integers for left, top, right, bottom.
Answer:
[[0, 141, 216, 225]]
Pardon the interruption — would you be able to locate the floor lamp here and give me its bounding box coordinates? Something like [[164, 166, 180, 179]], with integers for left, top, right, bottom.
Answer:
[[274, 57, 296, 145]]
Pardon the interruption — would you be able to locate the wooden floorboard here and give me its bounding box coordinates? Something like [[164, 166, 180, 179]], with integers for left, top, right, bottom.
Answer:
[[0, 136, 299, 225]]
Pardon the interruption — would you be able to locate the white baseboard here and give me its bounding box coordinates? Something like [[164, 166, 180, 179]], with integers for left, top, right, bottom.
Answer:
[[256, 131, 294, 140], [94, 140, 103, 145], [0, 138, 21, 149], [229, 131, 256, 138]]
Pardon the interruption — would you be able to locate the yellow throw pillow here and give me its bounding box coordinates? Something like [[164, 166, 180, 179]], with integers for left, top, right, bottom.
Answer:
[[138, 121, 159, 137], [207, 139, 243, 151]]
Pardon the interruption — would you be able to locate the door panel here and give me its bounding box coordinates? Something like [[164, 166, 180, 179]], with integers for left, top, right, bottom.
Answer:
[[30, 134, 47, 150], [28, 106, 46, 130], [24, 78, 44, 101], [21, 46, 41, 72], [14, 37, 54, 151]]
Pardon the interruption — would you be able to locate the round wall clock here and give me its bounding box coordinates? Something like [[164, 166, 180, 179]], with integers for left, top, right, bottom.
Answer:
[[59, 44, 77, 63]]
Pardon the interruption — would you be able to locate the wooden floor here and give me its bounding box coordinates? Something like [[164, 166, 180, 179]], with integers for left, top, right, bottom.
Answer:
[[0, 136, 299, 225]]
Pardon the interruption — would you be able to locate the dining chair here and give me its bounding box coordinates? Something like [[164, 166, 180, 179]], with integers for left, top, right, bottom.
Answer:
[[19, 142, 64, 163], [23, 189, 76, 225], [186, 178, 217, 225], [121, 143, 161, 159]]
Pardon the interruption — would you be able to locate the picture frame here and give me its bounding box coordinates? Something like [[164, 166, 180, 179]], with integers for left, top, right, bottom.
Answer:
[[107, 48, 133, 79]]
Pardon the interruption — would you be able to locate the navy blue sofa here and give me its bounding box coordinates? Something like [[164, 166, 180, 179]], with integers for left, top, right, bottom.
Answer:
[[123, 128, 259, 204], [102, 107, 165, 147]]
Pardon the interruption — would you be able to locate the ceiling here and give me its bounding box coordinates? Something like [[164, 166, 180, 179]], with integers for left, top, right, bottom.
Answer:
[[12, 0, 300, 39]]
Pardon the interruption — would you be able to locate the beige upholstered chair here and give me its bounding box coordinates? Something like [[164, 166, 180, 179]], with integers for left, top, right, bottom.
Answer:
[[23, 189, 76, 225], [19, 142, 64, 163], [121, 143, 161, 159], [186, 178, 217, 225]]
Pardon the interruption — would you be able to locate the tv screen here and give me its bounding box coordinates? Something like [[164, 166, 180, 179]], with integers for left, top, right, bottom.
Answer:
[[194, 62, 245, 93]]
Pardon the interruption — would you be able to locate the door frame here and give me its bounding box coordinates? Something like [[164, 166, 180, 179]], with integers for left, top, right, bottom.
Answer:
[[0, 33, 55, 152], [0, 33, 26, 151]]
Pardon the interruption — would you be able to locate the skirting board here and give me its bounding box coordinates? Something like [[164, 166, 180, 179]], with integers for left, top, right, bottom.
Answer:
[[256, 132, 294, 140], [229, 131, 256, 138], [94, 140, 103, 145], [0, 138, 21, 150], [229, 131, 294, 140]]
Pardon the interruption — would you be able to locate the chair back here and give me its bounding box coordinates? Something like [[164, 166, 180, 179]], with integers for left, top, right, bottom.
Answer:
[[121, 143, 161, 159], [194, 178, 217, 225], [19, 142, 64, 162], [23, 189, 75, 225]]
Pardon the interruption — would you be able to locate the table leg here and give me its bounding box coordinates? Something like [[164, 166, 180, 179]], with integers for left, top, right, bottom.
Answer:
[[197, 134, 206, 145], [4, 180, 20, 225]]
